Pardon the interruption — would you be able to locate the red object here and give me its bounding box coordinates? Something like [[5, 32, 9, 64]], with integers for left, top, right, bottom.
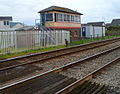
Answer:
[[47, 26, 81, 29]]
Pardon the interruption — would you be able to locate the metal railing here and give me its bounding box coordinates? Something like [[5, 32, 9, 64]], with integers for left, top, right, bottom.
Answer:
[[0, 30, 70, 55]]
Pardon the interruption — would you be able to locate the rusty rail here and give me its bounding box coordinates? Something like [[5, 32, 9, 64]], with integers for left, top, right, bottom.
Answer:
[[56, 57, 120, 94], [1, 38, 120, 71], [0, 37, 120, 63], [1, 44, 120, 91]]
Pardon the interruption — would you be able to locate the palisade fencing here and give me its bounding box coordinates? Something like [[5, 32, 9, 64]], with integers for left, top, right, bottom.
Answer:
[[0, 30, 70, 55]]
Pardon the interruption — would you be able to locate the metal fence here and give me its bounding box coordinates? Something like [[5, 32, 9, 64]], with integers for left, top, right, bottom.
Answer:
[[0, 30, 70, 55]]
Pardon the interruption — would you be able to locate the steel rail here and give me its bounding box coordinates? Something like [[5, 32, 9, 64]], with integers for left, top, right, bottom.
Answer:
[[0, 38, 120, 71], [0, 41, 114, 71], [0, 37, 120, 63], [1, 44, 120, 91], [56, 57, 120, 94]]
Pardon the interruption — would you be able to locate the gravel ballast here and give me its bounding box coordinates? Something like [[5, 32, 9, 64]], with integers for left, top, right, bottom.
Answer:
[[59, 47, 120, 79], [91, 62, 120, 94], [1, 41, 120, 85], [1, 41, 120, 94], [35, 41, 120, 73]]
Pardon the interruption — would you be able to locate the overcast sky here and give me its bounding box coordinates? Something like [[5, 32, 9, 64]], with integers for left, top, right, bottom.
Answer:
[[0, 0, 119, 25]]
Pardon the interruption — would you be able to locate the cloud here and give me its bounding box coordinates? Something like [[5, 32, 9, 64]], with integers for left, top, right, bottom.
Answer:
[[0, 0, 119, 25]]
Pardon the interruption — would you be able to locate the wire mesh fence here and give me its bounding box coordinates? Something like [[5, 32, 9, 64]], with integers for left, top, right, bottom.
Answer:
[[0, 30, 70, 55]]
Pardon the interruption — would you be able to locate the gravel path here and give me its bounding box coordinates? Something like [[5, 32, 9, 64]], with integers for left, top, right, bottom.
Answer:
[[34, 41, 120, 73]]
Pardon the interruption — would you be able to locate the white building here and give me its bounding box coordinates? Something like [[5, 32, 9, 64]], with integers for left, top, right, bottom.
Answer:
[[0, 16, 12, 29], [81, 22, 105, 38], [10, 22, 24, 29], [0, 16, 24, 31]]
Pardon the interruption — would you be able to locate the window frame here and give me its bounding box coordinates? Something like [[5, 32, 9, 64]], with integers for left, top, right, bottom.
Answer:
[[4, 21, 10, 25], [45, 13, 53, 21], [4, 21, 6, 25], [54, 13, 81, 23], [71, 15, 74, 22], [56, 13, 63, 22], [64, 14, 67, 22], [7, 21, 9, 25], [66, 15, 70, 22]]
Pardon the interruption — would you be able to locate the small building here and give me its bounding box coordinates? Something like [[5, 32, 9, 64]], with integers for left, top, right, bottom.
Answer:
[[81, 22, 105, 38], [38, 6, 83, 41], [0, 16, 12, 29], [111, 19, 120, 26], [10, 22, 24, 29]]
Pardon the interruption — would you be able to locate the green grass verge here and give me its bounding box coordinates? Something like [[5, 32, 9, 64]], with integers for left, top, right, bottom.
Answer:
[[0, 35, 120, 59], [0, 45, 66, 58], [70, 35, 120, 46]]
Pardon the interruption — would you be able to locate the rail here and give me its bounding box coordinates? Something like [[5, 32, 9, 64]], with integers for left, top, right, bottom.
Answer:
[[0, 37, 120, 63], [1, 44, 120, 91], [0, 37, 120, 72], [56, 56, 120, 94]]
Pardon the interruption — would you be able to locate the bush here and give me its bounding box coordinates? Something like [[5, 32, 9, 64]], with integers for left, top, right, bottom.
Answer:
[[107, 26, 120, 31]]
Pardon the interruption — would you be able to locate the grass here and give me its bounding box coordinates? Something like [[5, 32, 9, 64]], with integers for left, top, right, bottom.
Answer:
[[0, 45, 66, 58], [70, 35, 120, 46], [0, 35, 120, 59]]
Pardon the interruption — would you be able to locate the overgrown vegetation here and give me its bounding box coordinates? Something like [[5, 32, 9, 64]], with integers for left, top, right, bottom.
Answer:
[[106, 26, 120, 36], [1, 35, 120, 59], [107, 26, 120, 31], [70, 35, 120, 46]]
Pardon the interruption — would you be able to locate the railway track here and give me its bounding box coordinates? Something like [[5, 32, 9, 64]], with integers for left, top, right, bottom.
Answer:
[[1, 38, 120, 84], [91, 58, 120, 94], [56, 56, 120, 94], [64, 81, 108, 94], [0, 38, 120, 71], [1, 42, 120, 94]]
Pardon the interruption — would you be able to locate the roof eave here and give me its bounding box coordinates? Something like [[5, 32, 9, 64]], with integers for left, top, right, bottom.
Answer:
[[38, 10, 83, 15]]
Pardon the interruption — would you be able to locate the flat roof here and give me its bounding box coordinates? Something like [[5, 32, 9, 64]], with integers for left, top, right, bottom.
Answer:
[[0, 16, 12, 21]]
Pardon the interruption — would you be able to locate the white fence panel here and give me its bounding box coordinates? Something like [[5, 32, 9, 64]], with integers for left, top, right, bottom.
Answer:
[[0, 30, 70, 55]]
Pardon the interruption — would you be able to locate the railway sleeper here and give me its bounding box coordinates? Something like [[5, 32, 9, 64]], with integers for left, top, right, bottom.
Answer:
[[68, 81, 108, 94], [68, 81, 92, 94], [39, 77, 76, 94], [79, 82, 97, 94], [1, 73, 74, 94]]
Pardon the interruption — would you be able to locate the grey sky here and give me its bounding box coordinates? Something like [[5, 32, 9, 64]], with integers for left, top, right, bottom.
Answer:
[[0, 0, 119, 25]]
